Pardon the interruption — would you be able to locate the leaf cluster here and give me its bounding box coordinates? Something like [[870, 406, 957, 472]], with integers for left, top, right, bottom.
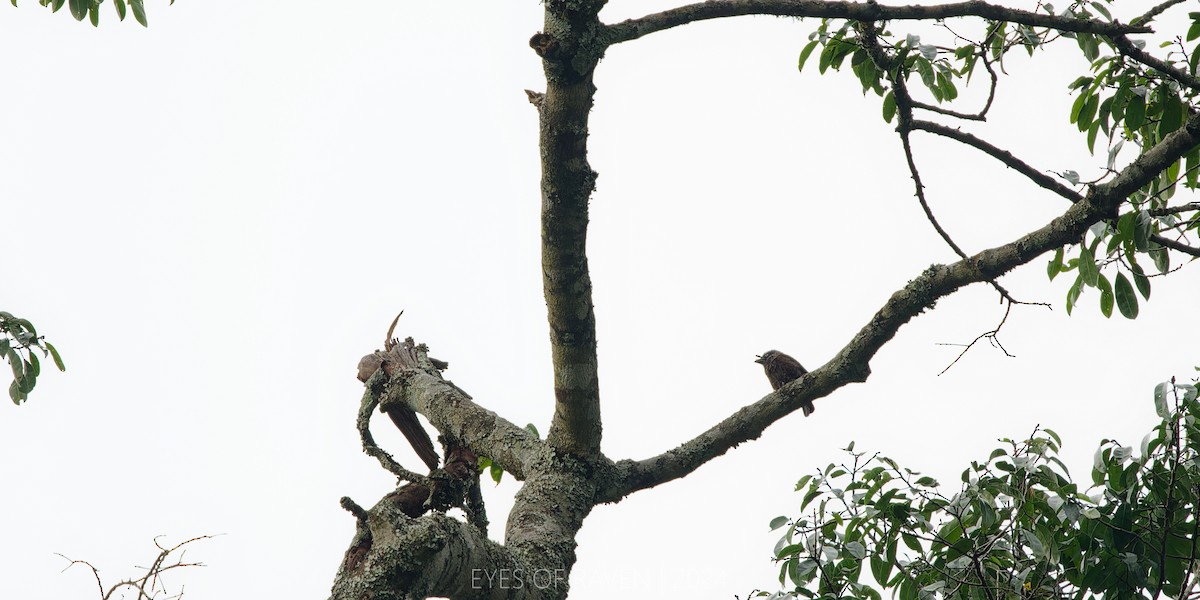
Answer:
[[1046, 212, 1158, 320], [1, 311, 65, 405], [11, 0, 169, 27], [765, 376, 1200, 600], [795, 0, 1199, 321]]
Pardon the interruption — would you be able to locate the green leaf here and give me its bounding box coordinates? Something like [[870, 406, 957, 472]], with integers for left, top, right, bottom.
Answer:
[[1154, 382, 1170, 418], [882, 91, 896, 123], [1096, 96, 1113, 135], [1066, 274, 1084, 315], [88, 1, 98, 26], [0, 339, 9, 355], [524, 423, 540, 438], [130, 0, 146, 26], [1078, 245, 1099, 287], [1134, 210, 1152, 251], [1185, 145, 1200, 189], [16, 318, 36, 337], [1098, 274, 1113, 317], [67, 0, 85, 19], [870, 554, 893, 587], [8, 349, 23, 380], [1117, 212, 1134, 245], [1074, 93, 1097, 130], [1114, 273, 1138, 319], [916, 58, 935, 89], [850, 48, 868, 68], [1129, 261, 1151, 300], [797, 40, 819, 73], [10, 379, 27, 405], [489, 463, 503, 484], [856, 57, 878, 95], [18, 365, 36, 393], [770, 515, 790, 531], [1048, 247, 1064, 280], [1126, 93, 1146, 131], [1160, 94, 1183, 138], [818, 43, 834, 74], [1150, 243, 1169, 273]]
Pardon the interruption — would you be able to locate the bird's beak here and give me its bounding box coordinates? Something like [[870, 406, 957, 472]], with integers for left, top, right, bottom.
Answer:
[[754, 355, 764, 364]]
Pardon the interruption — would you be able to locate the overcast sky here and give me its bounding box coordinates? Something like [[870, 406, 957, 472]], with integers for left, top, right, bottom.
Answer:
[[1, 2, 1197, 599]]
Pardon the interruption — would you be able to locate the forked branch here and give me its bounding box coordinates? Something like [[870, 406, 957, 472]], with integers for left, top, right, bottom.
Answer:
[[598, 111, 1200, 502], [605, 0, 1150, 45]]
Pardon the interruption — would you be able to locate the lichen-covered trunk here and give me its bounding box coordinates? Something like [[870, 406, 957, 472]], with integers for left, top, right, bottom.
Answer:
[[328, 2, 611, 599]]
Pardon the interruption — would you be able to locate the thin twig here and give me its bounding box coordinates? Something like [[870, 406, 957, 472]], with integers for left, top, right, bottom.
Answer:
[[1150, 234, 1200, 258], [1148, 202, 1200, 217], [1130, 0, 1188, 26], [937, 302, 1016, 375], [861, 22, 1020, 305], [911, 120, 1084, 202]]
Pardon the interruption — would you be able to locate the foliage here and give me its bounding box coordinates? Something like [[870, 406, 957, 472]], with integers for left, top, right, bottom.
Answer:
[[767, 374, 1200, 600], [10, 0, 171, 27], [1, 311, 65, 405], [797, 0, 1199, 321]]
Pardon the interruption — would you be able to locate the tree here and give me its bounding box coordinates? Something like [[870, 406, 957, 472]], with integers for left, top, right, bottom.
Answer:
[[329, 1, 1198, 599], [767, 375, 1200, 600]]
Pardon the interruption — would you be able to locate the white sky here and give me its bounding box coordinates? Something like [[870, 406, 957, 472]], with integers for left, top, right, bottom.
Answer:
[[0, 1, 1197, 598]]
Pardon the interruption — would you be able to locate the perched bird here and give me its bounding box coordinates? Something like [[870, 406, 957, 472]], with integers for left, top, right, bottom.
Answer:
[[755, 350, 814, 416]]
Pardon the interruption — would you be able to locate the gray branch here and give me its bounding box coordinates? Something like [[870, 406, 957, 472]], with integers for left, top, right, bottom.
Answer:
[[605, 0, 1150, 45], [598, 113, 1200, 502]]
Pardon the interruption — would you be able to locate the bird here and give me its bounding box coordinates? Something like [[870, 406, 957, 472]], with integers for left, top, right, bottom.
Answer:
[[755, 350, 814, 416]]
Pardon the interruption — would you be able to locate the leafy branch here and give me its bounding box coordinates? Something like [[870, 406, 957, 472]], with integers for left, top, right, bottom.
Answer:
[[0, 311, 65, 405], [10, 0, 173, 27]]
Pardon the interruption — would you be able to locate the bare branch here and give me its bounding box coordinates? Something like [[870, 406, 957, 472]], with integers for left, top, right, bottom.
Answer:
[[911, 120, 1085, 202], [910, 101, 982, 121], [60, 535, 214, 600], [599, 113, 1200, 501], [1149, 202, 1200, 217], [1130, 0, 1188, 26], [936, 302, 1017, 375], [1111, 35, 1200, 93], [859, 22, 1019, 304], [1151, 234, 1200, 258], [605, 0, 1150, 45]]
